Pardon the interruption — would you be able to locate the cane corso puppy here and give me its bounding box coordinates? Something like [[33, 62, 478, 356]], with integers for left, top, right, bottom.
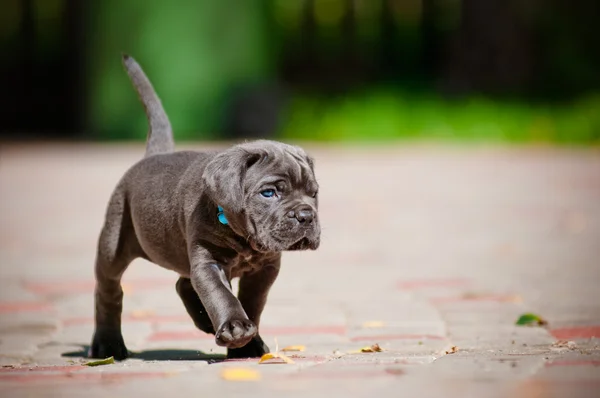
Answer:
[[89, 55, 320, 360]]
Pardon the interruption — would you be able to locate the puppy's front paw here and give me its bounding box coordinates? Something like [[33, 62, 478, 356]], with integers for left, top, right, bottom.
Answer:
[[215, 318, 257, 348], [89, 327, 129, 361], [227, 335, 269, 359]]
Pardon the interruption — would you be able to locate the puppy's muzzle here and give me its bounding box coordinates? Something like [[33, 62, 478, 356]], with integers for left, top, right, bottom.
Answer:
[[286, 205, 320, 251], [287, 205, 315, 225]]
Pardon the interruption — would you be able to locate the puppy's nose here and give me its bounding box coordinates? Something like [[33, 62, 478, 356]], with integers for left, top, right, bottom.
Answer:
[[288, 207, 314, 224]]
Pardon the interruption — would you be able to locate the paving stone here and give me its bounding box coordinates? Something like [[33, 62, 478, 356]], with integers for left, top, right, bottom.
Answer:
[[1, 143, 599, 396]]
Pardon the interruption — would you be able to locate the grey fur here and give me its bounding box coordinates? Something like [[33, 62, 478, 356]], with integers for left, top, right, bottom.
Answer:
[[89, 55, 320, 360], [122, 54, 174, 157]]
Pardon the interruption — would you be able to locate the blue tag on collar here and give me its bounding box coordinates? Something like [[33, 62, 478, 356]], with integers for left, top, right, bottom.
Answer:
[[217, 205, 228, 225]]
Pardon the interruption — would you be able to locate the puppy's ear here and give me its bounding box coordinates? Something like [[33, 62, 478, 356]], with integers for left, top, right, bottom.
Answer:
[[202, 148, 261, 213]]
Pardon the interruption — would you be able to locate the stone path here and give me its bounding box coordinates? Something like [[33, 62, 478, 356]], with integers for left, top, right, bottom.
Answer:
[[1, 143, 599, 397]]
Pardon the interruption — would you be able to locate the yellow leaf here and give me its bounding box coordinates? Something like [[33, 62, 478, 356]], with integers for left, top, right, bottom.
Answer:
[[444, 346, 459, 355], [362, 343, 383, 352], [220, 367, 261, 381], [258, 352, 295, 364], [84, 356, 115, 366], [362, 321, 385, 329], [281, 345, 305, 352]]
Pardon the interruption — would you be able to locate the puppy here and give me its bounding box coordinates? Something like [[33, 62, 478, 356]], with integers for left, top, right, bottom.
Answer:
[[89, 55, 320, 360]]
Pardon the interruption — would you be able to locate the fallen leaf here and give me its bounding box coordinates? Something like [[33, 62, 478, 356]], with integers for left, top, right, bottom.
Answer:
[[258, 337, 296, 364], [220, 367, 261, 381], [258, 352, 295, 364], [281, 345, 305, 352], [444, 346, 459, 354], [362, 321, 386, 329], [461, 292, 522, 303], [551, 340, 577, 350], [359, 344, 383, 353], [84, 357, 115, 367], [516, 313, 548, 327]]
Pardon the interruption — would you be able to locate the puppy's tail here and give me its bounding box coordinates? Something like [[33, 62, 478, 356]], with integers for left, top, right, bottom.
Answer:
[[121, 54, 174, 157]]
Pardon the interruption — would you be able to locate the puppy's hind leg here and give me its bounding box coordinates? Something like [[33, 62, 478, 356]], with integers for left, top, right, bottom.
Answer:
[[89, 190, 141, 360]]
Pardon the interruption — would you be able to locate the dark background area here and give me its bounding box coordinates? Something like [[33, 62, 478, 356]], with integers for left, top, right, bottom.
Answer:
[[1, 0, 599, 143]]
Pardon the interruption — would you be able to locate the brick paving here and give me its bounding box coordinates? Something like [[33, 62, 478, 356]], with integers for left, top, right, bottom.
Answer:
[[1, 142, 599, 397]]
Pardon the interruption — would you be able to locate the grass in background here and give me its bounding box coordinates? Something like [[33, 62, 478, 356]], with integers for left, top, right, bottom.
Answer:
[[280, 89, 600, 144]]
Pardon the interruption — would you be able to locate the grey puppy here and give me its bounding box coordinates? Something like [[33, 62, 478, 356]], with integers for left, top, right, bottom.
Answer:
[[89, 55, 320, 360]]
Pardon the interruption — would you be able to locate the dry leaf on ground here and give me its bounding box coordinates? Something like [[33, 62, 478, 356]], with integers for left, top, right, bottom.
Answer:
[[258, 338, 295, 364], [551, 340, 577, 350], [351, 343, 383, 353], [444, 346, 459, 355], [84, 356, 115, 367], [280, 345, 305, 352], [258, 353, 295, 364], [461, 292, 522, 303], [362, 321, 386, 328], [220, 367, 261, 381], [515, 313, 548, 327]]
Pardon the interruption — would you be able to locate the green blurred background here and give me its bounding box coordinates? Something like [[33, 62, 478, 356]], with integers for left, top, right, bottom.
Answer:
[[1, 0, 599, 144]]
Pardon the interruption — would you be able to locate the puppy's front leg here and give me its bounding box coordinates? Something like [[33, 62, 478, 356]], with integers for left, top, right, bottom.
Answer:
[[237, 258, 280, 327], [190, 250, 256, 349], [227, 257, 280, 359]]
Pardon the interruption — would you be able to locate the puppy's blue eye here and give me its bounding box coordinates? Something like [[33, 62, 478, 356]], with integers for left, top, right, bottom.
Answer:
[[260, 189, 276, 198]]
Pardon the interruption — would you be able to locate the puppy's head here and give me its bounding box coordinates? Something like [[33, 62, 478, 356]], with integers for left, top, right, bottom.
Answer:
[[202, 140, 320, 252]]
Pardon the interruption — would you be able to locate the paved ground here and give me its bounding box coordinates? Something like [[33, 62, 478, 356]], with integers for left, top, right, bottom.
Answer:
[[0, 142, 599, 397]]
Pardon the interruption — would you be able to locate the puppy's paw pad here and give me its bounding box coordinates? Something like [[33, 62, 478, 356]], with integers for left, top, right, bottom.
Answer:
[[216, 319, 257, 348]]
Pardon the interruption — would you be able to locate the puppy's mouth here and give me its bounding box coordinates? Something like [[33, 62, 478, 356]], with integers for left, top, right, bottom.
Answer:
[[249, 231, 320, 253], [287, 237, 319, 251]]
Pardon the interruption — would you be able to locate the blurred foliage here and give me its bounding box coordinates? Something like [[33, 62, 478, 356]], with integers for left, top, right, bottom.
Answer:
[[85, 0, 273, 139], [281, 91, 600, 144], [1, 0, 599, 143]]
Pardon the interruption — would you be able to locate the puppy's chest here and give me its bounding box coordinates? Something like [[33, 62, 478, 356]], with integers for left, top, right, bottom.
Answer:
[[224, 254, 263, 279]]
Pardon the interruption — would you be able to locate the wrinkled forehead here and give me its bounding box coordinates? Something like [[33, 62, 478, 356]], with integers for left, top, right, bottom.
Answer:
[[248, 147, 316, 188]]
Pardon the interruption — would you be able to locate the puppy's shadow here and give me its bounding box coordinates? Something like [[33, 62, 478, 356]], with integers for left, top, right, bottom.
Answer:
[[62, 344, 226, 363]]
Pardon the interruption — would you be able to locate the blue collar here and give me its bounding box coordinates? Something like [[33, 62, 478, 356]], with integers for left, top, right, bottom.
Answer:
[[217, 206, 229, 225]]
